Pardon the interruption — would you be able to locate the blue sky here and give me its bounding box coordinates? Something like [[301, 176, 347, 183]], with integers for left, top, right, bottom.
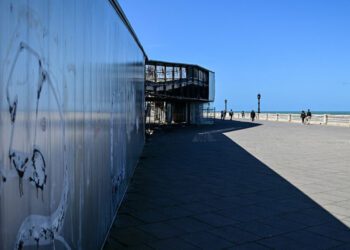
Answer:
[[118, 0, 350, 111]]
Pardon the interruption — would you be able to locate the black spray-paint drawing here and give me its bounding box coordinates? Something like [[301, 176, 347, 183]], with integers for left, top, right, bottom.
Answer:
[[1, 42, 70, 249], [5, 42, 48, 198], [110, 91, 126, 209]]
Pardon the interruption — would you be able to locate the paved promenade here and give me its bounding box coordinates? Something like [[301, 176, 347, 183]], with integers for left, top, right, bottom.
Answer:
[[104, 120, 350, 249]]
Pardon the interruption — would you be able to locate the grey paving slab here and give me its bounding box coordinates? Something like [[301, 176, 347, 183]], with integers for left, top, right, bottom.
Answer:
[[127, 209, 171, 223], [180, 231, 235, 249], [209, 226, 261, 244], [280, 212, 329, 227], [138, 222, 184, 239], [257, 215, 307, 233], [216, 205, 280, 223], [112, 214, 145, 229], [227, 242, 270, 250], [104, 120, 350, 249], [192, 213, 238, 227], [148, 237, 200, 250], [330, 243, 350, 250], [109, 227, 157, 247], [104, 237, 126, 250], [165, 217, 214, 233], [158, 206, 195, 219], [283, 230, 344, 249], [233, 220, 283, 238], [257, 235, 310, 250], [306, 224, 350, 243], [178, 202, 219, 214]]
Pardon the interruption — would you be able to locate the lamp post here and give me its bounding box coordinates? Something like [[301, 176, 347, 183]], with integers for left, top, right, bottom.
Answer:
[[257, 93, 261, 113], [224, 99, 227, 112]]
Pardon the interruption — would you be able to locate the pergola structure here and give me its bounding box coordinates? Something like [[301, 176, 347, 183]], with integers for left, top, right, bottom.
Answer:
[[145, 60, 214, 102], [145, 60, 215, 124]]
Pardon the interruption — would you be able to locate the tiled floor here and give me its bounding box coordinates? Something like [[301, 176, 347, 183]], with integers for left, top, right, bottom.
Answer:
[[104, 120, 350, 249]]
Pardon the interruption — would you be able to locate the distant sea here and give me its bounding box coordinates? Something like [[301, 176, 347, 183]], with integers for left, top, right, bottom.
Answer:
[[261, 111, 350, 115]]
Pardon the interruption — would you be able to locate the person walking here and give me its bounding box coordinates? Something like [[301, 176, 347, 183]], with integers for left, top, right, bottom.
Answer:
[[220, 110, 224, 120], [241, 111, 245, 118], [306, 109, 312, 125], [300, 110, 306, 124], [229, 109, 233, 120], [250, 110, 256, 122]]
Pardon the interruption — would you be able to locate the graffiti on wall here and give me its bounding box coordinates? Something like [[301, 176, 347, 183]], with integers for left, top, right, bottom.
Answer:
[[1, 41, 70, 249]]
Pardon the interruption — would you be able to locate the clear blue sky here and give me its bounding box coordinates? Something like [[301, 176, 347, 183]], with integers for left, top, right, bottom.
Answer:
[[118, 0, 350, 111]]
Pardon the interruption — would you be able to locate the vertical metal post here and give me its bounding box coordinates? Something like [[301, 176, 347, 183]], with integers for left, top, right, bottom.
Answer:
[[155, 64, 157, 83], [257, 93, 261, 113], [164, 65, 166, 82]]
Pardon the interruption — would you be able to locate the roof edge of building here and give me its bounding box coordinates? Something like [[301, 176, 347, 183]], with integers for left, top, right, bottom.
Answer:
[[147, 59, 214, 73], [109, 0, 148, 60]]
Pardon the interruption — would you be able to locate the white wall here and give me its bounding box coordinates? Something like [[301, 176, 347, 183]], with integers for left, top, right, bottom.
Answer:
[[0, 0, 145, 248]]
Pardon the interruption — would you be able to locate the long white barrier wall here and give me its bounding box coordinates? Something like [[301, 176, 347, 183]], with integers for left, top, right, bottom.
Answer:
[[215, 112, 350, 127], [0, 1, 145, 249]]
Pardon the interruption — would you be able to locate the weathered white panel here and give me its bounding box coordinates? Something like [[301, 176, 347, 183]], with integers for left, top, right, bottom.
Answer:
[[0, 0, 145, 249], [208, 71, 215, 102]]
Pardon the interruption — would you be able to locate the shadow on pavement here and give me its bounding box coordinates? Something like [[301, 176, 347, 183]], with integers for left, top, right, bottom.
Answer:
[[104, 119, 350, 249]]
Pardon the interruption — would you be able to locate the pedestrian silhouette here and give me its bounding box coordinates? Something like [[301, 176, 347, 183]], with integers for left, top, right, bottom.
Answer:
[[306, 109, 312, 125], [300, 110, 306, 124], [250, 110, 256, 121]]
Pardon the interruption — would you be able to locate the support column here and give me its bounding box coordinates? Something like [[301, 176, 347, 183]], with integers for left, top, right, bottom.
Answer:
[[324, 114, 328, 125]]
